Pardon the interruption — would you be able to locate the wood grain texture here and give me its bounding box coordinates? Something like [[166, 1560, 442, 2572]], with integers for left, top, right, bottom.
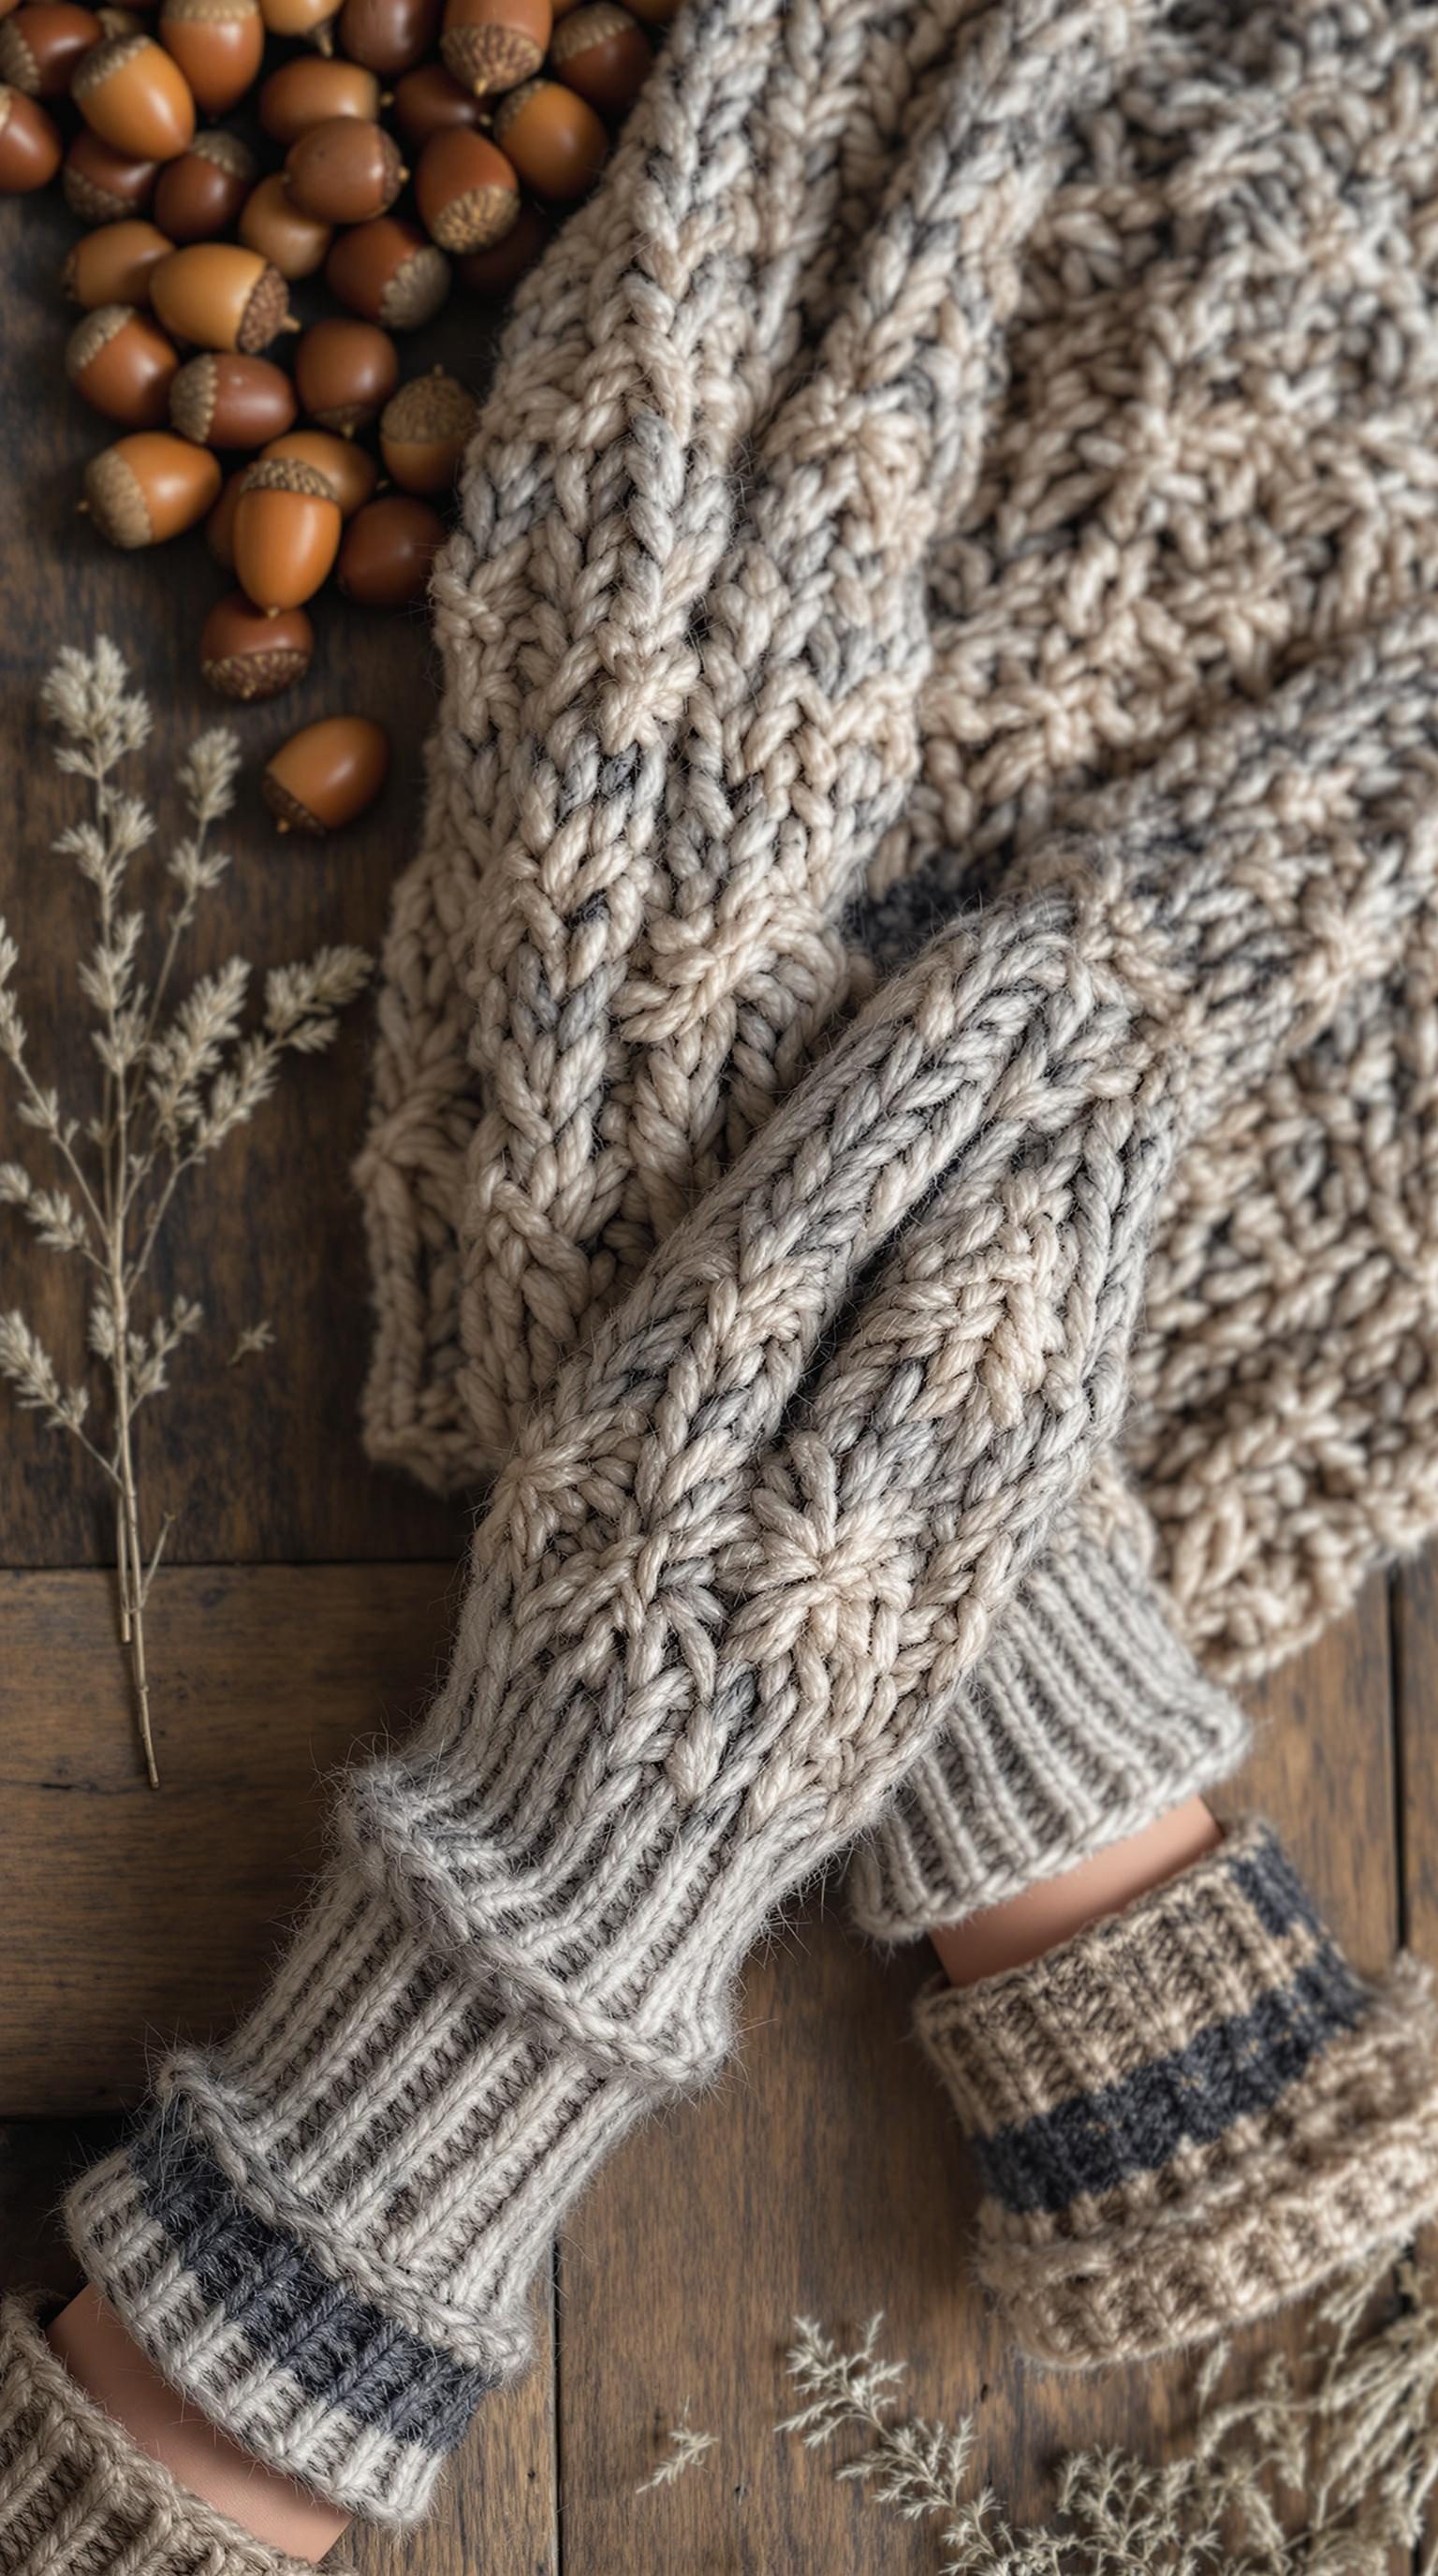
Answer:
[[0, 1562, 460, 2112], [0, 186, 493, 1567], [1394, 1557, 1437, 1958]]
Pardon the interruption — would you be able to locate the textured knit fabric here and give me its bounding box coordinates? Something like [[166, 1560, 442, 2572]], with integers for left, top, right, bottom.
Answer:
[[357, 0, 1438, 1696], [916, 1822, 1438, 2365], [0, 2302, 325, 2576]]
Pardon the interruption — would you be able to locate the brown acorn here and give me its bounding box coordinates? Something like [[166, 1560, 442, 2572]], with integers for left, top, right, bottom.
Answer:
[[150, 242, 293, 348], [0, 80, 60, 185], [415, 125, 515, 251], [200, 593, 314, 698], [82, 428, 221, 544], [63, 127, 157, 219], [262, 423, 376, 512], [285, 113, 404, 224], [335, 0, 436, 70], [492, 76, 604, 198], [71, 33, 196, 156], [336, 490, 443, 606], [456, 194, 546, 293], [257, 51, 379, 140], [440, 0, 546, 93], [263, 715, 389, 832], [169, 349, 298, 444], [0, 6, 101, 99], [391, 60, 479, 148], [63, 216, 172, 306], [205, 461, 242, 564], [325, 214, 448, 328], [239, 168, 333, 277], [233, 452, 343, 607], [293, 313, 397, 432], [151, 124, 253, 234], [66, 301, 178, 425], [548, 2, 647, 117], [157, 0, 261, 114], [379, 365, 476, 491]]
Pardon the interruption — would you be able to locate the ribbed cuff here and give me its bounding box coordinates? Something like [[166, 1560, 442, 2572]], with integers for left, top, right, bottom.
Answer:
[[917, 1821, 1438, 2365], [848, 1530, 1251, 1939], [0, 2300, 330, 2576]]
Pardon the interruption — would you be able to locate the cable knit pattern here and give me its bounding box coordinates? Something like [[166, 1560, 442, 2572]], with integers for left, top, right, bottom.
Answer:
[[357, 0, 1438, 1700], [916, 1823, 1438, 2365]]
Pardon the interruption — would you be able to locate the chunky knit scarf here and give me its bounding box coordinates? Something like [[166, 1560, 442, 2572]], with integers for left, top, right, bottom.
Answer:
[[358, 0, 1438, 1691]]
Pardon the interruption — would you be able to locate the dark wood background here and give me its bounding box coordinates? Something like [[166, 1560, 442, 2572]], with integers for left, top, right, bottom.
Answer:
[[1, 179, 1431, 2575]]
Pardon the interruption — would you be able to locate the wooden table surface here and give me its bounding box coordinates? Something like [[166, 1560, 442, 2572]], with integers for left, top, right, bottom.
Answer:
[[2, 182, 1433, 2576]]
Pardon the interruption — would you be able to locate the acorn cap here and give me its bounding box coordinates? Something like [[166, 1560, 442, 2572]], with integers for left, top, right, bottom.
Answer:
[[168, 347, 218, 438], [550, 0, 634, 52], [83, 443, 154, 545], [238, 451, 340, 503], [202, 640, 310, 698], [63, 157, 139, 220], [162, 0, 259, 19], [71, 31, 148, 102], [65, 301, 135, 381], [188, 125, 255, 171], [0, 22, 42, 94], [441, 13, 542, 93], [236, 258, 290, 350], [380, 365, 475, 446], [261, 772, 324, 830], [378, 239, 448, 326]]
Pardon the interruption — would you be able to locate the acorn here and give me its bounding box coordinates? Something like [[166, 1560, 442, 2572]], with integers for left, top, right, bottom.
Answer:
[[63, 215, 172, 305], [200, 592, 314, 697], [205, 461, 242, 564], [257, 51, 379, 140], [263, 715, 389, 832], [0, 5, 100, 99], [293, 313, 397, 432], [336, 490, 442, 606], [440, 0, 546, 93], [325, 214, 448, 328], [262, 422, 376, 511], [335, 0, 436, 70], [81, 428, 221, 544], [150, 242, 293, 348], [151, 124, 253, 234], [169, 348, 298, 444], [0, 80, 60, 185], [378, 366, 474, 491], [415, 126, 515, 251], [63, 127, 156, 219], [239, 168, 333, 277], [492, 76, 604, 198], [233, 451, 342, 607], [391, 59, 478, 147], [456, 194, 545, 292], [71, 33, 195, 156], [285, 113, 404, 224], [157, 0, 261, 113], [66, 301, 178, 425], [548, 1, 647, 116], [258, 0, 340, 41]]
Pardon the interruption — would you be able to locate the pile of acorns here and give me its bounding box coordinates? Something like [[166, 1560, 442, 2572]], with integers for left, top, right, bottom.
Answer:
[[0, 0, 669, 831]]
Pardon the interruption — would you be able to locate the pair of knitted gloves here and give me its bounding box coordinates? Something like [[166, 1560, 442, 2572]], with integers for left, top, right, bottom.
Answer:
[[9, 0, 1438, 2549]]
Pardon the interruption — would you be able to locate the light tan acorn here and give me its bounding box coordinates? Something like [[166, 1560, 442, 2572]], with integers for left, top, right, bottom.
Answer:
[[233, 451, 343, 606], [414, 125, 515, 251], [492, 75, 604, 199], [257, 49, 378, 139], [200, 593, 314, 697], [0, 80, 61, 186], [157, 0, 261, 114], [263, 715, 389, 832], [66, 301, 178, 424], [325, 213, 448, 328], [439, 0, 547, 94], [63, 126, 156, 218], [261, 423, 377, 513], [238, 168, 333, 276], [81, 428, 221, 544], [293, 314, 397, 432], [152, 125, 254, 235], [71, 33, 196, 157], [169, 349, 298, 444], [0, 5, 101, 100], [62, 215, 172, 305], [378, 365, 476, 492], [150, 241, 293, 348]]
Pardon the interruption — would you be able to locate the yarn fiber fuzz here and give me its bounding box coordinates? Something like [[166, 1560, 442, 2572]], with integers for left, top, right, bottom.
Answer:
[[358, 0, 1438, 1693]]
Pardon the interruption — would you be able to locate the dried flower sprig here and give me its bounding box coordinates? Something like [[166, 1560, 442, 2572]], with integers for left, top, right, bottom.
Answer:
[[635, 2401, 718, 2495], [0, 640, 371, 1787]]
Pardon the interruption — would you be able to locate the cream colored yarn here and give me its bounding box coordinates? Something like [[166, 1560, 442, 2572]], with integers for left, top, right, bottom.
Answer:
[[358, 0, 1438, 1691]]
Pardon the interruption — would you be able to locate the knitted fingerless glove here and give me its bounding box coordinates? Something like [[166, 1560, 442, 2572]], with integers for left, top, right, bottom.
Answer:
[[917, 1822, 1438, 2366], [0, 2303, 327, 2576]]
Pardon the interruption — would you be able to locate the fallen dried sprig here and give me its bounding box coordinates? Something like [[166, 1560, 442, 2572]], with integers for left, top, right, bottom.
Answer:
[[0, 639, 371, 1786]]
